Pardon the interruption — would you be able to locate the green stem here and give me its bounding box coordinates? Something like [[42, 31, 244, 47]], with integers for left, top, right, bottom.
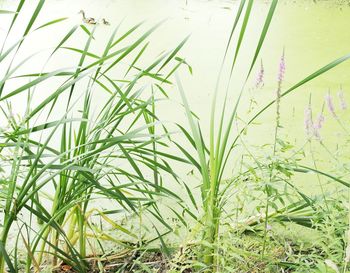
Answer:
[[203, 188, 220, 271], [36, 227, 51, 267], [0, 216, 15, 273], [77, 207, 86, 258]]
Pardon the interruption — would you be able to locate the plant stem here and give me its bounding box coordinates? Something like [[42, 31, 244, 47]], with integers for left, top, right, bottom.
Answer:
[[0, 216, 15, 273]]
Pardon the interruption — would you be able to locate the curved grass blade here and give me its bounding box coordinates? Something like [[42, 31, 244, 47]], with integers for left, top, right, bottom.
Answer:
[[102, 20, 165, 75], [0, 68, 75, 101], [246, 0, 278, 80], [124, 42, 149, 77], [293, 165, 350, 188], [223, 0, 246, 60], [52, 25, 79, 56], [35, 17, 68, 31], [22, 0, 45, 41], [175, 74, 210, 197], [0, 10, 17, 14], [0, 242, 15, 273], [110, 21, 144, 49], [0, 0, 25, 54], [230, 0, 253, 74], [62, 47, 100, 59], [157, 35, 190, 73]]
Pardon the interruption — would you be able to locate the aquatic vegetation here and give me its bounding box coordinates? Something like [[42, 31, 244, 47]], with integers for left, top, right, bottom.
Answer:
[[175, 0, 279, 269], [175, 0, 350, 271], [0, 1, 189, 272], [1, 0, 350, 272]]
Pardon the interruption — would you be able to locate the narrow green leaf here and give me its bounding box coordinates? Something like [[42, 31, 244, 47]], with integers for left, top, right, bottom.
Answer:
[[23, 0, 45, 37], [0, 68, 72, 101], [35, 17, 68, 30], [157, 35, 190, 73], [246, 0, 278, 79], [0, 241, 16, 273], [51, 25, 79, 56], [230, 0, 253, 73], [0, 10, 17, 14]]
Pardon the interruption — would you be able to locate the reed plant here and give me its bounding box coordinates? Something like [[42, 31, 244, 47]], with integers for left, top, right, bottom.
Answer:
[[175, 0, 350, 271], [0, 1, 188, 272], [2, 1, 350, 272]]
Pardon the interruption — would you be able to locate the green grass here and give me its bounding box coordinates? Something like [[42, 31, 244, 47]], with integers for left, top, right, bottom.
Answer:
[[0, 1, 190, 272], [2, 1, 350, 273], [173, 0, 350, 271]]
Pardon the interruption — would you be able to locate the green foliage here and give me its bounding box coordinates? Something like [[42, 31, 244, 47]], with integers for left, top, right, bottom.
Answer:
[[0, 1, 189, 272], [1, 1, 350, 273]]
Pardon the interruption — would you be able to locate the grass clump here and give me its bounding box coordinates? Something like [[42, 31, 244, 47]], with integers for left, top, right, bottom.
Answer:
[[0, 1, 189, 272], [1, 0, 350, 273]]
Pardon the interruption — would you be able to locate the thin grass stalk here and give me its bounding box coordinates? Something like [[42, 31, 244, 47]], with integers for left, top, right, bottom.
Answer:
[[0, 132, 24, 273]]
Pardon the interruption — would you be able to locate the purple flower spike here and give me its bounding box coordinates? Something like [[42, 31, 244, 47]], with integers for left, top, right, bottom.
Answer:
[[313, 113, 325, 140], [275, 51, 286, 128], [315, 113, 325, 130], [325, 92, 336, 117], [277, 51, 286, 84], [255, 60, 264, 88], [304, 105, 313, 136], [337, 89, 347, 110]]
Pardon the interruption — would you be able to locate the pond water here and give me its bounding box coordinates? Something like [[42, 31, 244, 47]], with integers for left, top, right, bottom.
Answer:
[[1, 0, 350, 251]]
